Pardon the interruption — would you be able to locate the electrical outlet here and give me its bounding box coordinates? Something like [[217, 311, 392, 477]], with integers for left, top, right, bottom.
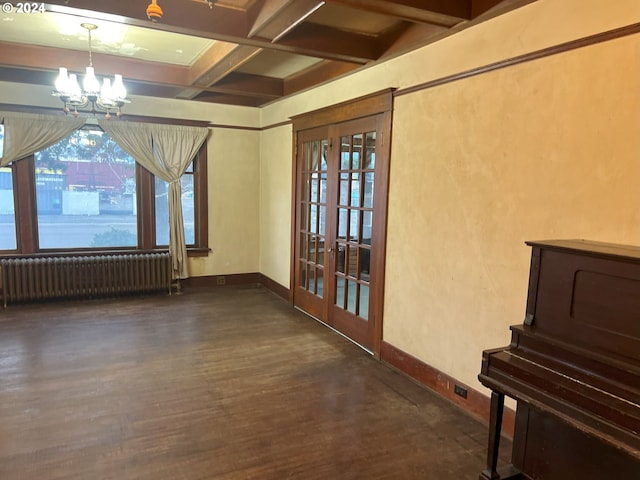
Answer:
[[454, 384, 468, 399], [216, 276, 226, 285]]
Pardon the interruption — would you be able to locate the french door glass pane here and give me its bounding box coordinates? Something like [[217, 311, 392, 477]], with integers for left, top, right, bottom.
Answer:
[[300, 261, 307, 288], [339, 176, 349, 205], [316, 267, 324, 296], [347, 280, 357, 314], [350, 210, 360, 241], [338, 208, 349, 238], [351, 134, 362, 169], [308, 268, 317, 294], [310, 204, 318, 233], [365, 132, 376, 168], [350, 172, 360, 207], [0, 167, 17, 250], [319, 206, 326, 235], [300, 233, 308, 260], [359, 247, 371, 279], [320, 173, 327, 203], [359, 284, 370, 319], [363, 172, 374, 208], [340, 145, 350, 169], [363, 211, 373, 242], [336, 276, 345, 308]]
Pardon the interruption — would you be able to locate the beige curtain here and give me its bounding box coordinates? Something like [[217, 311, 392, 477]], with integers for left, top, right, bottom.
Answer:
[[99, 120, 209, 279], [0, 111, 85, 166]]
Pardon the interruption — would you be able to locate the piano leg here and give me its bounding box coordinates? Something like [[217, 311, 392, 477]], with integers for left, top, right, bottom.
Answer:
[[479, 391, 522, 480]]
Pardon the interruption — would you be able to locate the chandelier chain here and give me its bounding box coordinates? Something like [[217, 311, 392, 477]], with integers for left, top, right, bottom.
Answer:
[[87, 28, 93, 68]]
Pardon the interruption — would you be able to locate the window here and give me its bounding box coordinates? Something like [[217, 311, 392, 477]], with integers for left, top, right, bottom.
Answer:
[[0, 166, 16, 250], [0, 124, 208, 255], [155, 162, 195, 246], [35, 128, 137, 249]]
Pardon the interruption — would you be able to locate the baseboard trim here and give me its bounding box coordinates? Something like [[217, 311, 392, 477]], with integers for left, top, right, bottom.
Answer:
[[380, 341, 515, 437], [182, 273, 261, 289], [258, 274, 290, 301], [182, 273, 290, 301]]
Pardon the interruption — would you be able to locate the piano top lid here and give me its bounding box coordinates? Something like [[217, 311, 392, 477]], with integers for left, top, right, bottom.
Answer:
[[525, 239, 640, 262]]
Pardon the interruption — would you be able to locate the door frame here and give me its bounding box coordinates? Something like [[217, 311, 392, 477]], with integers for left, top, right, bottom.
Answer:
[[290, 89, 393, 357]]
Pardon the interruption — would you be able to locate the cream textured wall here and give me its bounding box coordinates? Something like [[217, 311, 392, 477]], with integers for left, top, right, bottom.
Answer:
[[259, 125, 294, 286], [189, 128, 261, 276], [385, 35, 640, 391]]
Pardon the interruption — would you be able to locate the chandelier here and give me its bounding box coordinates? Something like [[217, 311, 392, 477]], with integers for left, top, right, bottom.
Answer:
[[52, 23, 130, 119]]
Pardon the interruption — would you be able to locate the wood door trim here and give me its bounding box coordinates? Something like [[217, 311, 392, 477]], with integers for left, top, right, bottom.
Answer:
[[369, 111, 392, 357], [291, 88, 394, 132]]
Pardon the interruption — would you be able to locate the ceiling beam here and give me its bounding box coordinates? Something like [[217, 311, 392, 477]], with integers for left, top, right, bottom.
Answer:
[[204, 72, 283, 99], [268, 23, 377, 64], [150, 73, 282, 101], [248, 0, 325, 40], [191, 92, 265, 107], [323, 0, 470, 26], [188, 41, 242, 85], [189, 45, 262, 86]]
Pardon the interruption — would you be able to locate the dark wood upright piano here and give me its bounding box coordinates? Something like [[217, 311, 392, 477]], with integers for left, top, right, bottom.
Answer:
[[478, 240, 640, 480]]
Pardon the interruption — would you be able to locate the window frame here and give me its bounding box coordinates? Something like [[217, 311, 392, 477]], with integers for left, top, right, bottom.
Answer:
[[0, 124, 209, 257]]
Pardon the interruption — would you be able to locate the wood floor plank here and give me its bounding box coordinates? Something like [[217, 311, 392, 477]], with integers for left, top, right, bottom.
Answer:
[[0, 286, 507, 479]]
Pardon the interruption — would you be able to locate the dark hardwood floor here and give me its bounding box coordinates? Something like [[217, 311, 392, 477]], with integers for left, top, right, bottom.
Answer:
[[0, 285, 506, 479]]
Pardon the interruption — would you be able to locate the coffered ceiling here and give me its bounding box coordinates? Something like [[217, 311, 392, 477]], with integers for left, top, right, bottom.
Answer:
[[0, 0, 532, 107]]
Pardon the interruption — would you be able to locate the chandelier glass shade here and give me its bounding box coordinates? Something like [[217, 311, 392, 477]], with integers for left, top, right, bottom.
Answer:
[[52, 23, 130, 118]]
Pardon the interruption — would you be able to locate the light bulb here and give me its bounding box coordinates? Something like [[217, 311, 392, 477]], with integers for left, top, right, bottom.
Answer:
[[55, 67, 70, 94], [69, 74, 82, 101], [83, 66, 100, 96], [100, 78, 113, 104], [111, 74, 127, 101]]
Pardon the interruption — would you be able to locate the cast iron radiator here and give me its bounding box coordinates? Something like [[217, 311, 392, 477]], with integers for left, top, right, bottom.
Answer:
[[0, 252, 172, 306]]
